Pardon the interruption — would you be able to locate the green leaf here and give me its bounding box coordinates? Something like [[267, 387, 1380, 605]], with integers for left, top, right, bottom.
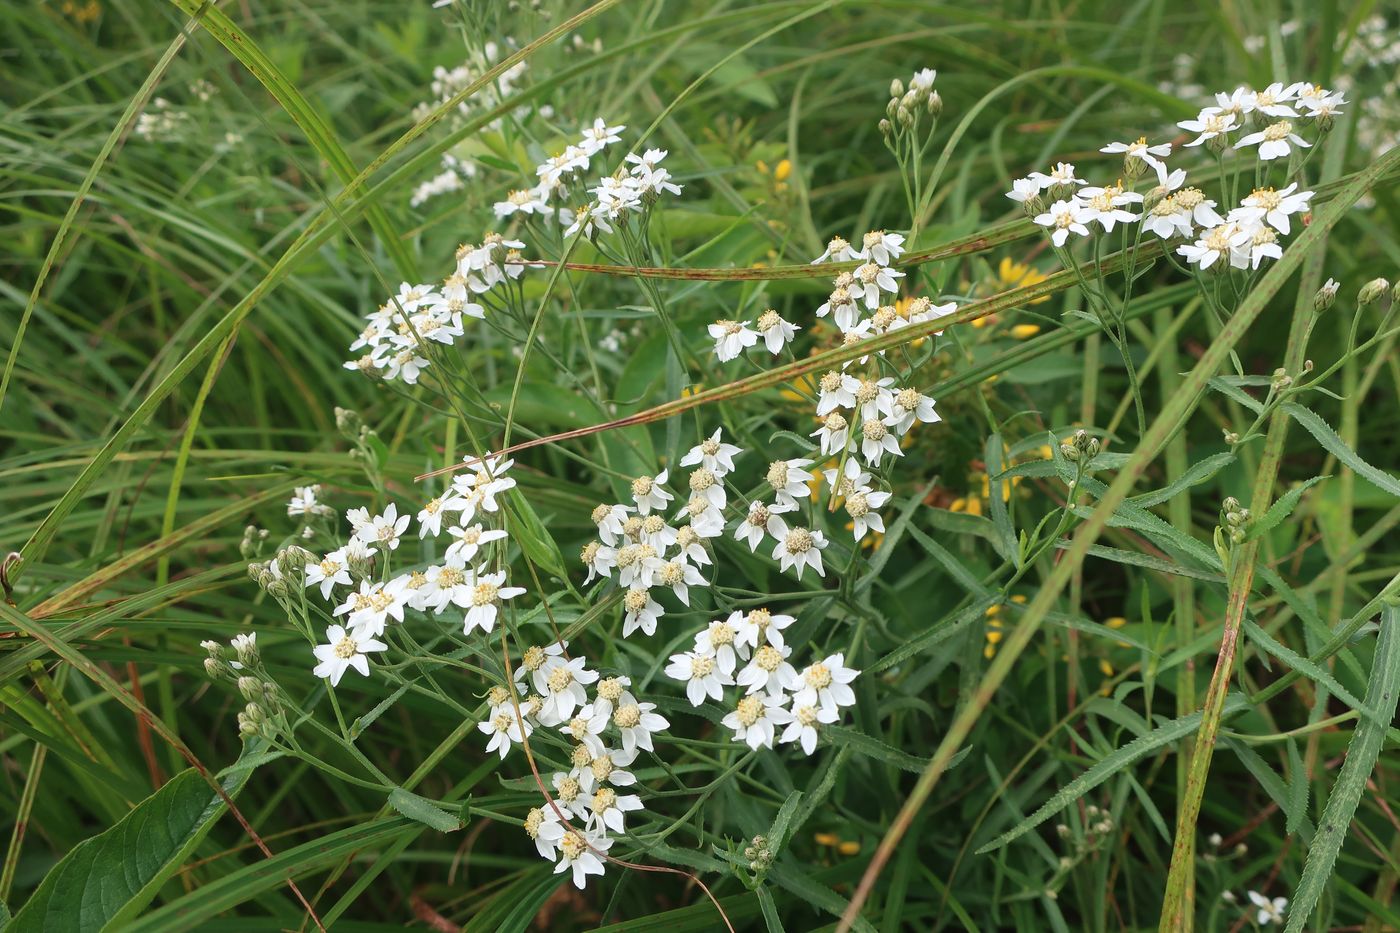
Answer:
[[978, 696, 1250, 853], [1247, 475, 1329, 541], [767, 790, 804, 855], [757, 886, 786, 933], [1285, 607, 1400, 932], [387, 787, 464, 833], [1282, 403, 1400, 498], [11, 752, 260, 931]]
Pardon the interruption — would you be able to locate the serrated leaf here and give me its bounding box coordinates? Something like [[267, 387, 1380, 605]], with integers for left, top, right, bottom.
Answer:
[[1282, 403, 1400, 498], [767, 790, 803, 854], [1285, 607, 1400, 932], [1248, 475, 1329, 541], [757, 886, 785, 933], [388, 787, 464, 832], [11, 751, 261, 931]]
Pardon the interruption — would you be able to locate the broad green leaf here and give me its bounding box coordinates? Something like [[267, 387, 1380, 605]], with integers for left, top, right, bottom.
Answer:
[[1285, 607, 1400, 932], [11, 752, 260, 931]]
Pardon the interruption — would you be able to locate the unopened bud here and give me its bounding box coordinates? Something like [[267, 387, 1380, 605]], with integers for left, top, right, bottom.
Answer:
[[1313, 278, 1340, 311], [204, 657, 228, 680], [897, 105, 914, 128], [885, 98, 899, 120], [237, 676, 262, 701], [1223, 430, 1240, 444], [927, 90, 942, 116], [1060, 444, 1079, 461], [889, 78, 904, 99], [335, 406, 363, 439], [1359, 277, 1390, 306], [878, 118, 893, 137]]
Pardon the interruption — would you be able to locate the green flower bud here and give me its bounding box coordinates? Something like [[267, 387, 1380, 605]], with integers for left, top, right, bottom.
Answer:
[[1359, 277, 1390, 306]]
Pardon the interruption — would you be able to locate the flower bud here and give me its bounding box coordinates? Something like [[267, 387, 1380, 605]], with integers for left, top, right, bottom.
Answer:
[[237, 712, 260, 738], [878, 118, 892, 137], [335, 406, 364, 439], [1313, 277, 1340, 312], [237, 676, 262, 701], [926, 90, 942, 116], [897, 105, 914, 128], [1060, 443, 1079, 461], [900, 89, 920, 110], [889, 78, 904, 98], [277, 545, 312, 575], [885, 98, 899, 120], [1359, 277, 1390, 306], [204, 657, 229, 680]]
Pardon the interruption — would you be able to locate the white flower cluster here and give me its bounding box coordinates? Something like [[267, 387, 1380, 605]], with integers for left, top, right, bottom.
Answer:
[[295, 457, 522, 685], [1010, 81, 1337, 272], [500, 656, 670, 889], [410, 152, 477, 208], [286, 484, 334, 519], [342, 236, 526, 384], [666, 609, 860, 755]]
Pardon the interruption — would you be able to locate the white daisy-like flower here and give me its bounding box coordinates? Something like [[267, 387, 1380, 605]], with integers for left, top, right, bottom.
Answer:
[[312, 624, 387, 687], [610, 698, 669, 756], [776, 701, 838, 755], [422, 557, 475, 612], [737, 642, 798, 697], [621, 586, 664, 637], [755, 308, 799, 354], [734, 499, 793, 553], [524, 806, 563, 861], [771, 522, 828, 579], [851, 262, 904, 309], [1246, 891, 1287, 926], [615, 543, 664, 589], [1100, 137, 1171, 174], [463, 569, 526, 635], [1028, 161, 1087, 192], [578, 117, 624, 155], [883, 386, 940, 435], [577, 745, 638, 793], [722, 693, 788, 749], [845, 487, 891, 542], [674, 523, 711, 565], [590, 675, 632, 718], [811, 412, 849, 457], [816, 370, 857, 416], [1242, 82, 1298, 118], [304, 548, 353, 600], [1229, 223, 1282, 270], [709, 319, 759, 362], [357, 503, 411, 550], [664, 649, 733, 706], [678, 495, 725, 538], [493, 187, 549, 219], [549, 771, 589, 820], [1142, 196, 1192, 240], [1234, 120, 1310, 161], [417, 496, 451, 538], [345, 505, 373, 538], [1177, 223, 1248, 270], [859, 418, 902, 466], [589, 502, 633, 545], [479, 703, 533, 758], [1078, 183, 1143, 233], [694, 612, 744, 673], [397, 569, 434, 612], [766, 458, 814, 509], [788, 652, 860, 711], [547, 825, 612, 890], [1171, 186, 1226, 229], [537, 656, 599, 725], [444, 523, 508, 564], [287, 484, 331, 518], [1178, 108, 1240, 147], [811, 235, 861, 264], [582, 786, 644, 834], [845, 374, 897, 422], [1006, 176, 1042, 203], [1233, 183, 1313, 235], [679, 428, 742, 476], [816, 281, 861, 331], [334, 578, 407, 639], [630, 471, 673, 515], [861, 230, 906, 266], [686, 467, 726, 510], [735, 607, 795, 653], [655, 558, 705, 606], [560, 702, 609, 757], [909, 67, 937, 92], [1034, 198, 1092, 247]]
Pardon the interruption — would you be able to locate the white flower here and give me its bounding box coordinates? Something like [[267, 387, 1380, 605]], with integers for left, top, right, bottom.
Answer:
[[550, 771, 590, 820], [1171, 186, 1226, 229], [734, 499, 793, 552], [811, 412, 849, 457], [1034, 199, 1092, 247], [1178, 108, 1240, 147], [524, 806, 563, 860], [626, 148, 682, 197], [537, 656, 599, 724], [444, 523, 507, 564], [589, 502, 633, 545], [1234, 183, 1313, 235], [771, 523, 828, 578], [811, 235, 861, 264], [1235, 120, 1310, 161], [776, 701, 838, 755], [1177, 223, 1247, 270], [417, 496, 451, 538], [561, 702, 609, 757], [861, 230, 906, 266], [1028, 161, 1086, 191], [737, 642, 799, 697], [577, 745, 638, 793], [357, 503, 411, 550], [479, 703, 533, 758], [656, 558, 706, 606], [1246, 891, 1287, 925], [630, 471, 673, 515], [1242, 82, 1298, 118], [859, 418, 902, 466], [287, 485, 331, 518], [637, 513, 678, 550], [789, 653, 860, 711], [909, 67, 937, 93], [590, 675, 633, 718], [678, 496, 725, 538], [722, 693, 788, 749], [766, 458, 814, 509], [816, 281, 861, 331], [709, 319, 759, 362], [665, 649, 733, 706], [679, 428, 742, 476], [846, 374, 897, 422], [334, 578, 407, 639], [1078, 183, 1142, 232], [755, 308, 799, 354], [463, 569, 526, 635], [1230, 223, 1282, 270], [674, 524, 711, 564], [611, 699, 669, 756], [852, 262, 904, 309], [845, 487, 891, 542], [816, 370, 856, 416], [304, 548, 352, 600], [548, 825, 612, 890], [312, 624, 387, 686], [694, 612, 744, 673], [1006, 176, 1042, 203], [582, 786, 644, 833], [883, 386, 940, 435], [578, 117, 624, 155], [621, 586, 664, 636], [735, 608, 795, 653], [1142, 196, 1193, 240], [686, 467, 726, 510], [422, 557, 475, 612], [1100, 137, 1171, 174], [615, 543, 664, 589], [493, 187, 549, 219]]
